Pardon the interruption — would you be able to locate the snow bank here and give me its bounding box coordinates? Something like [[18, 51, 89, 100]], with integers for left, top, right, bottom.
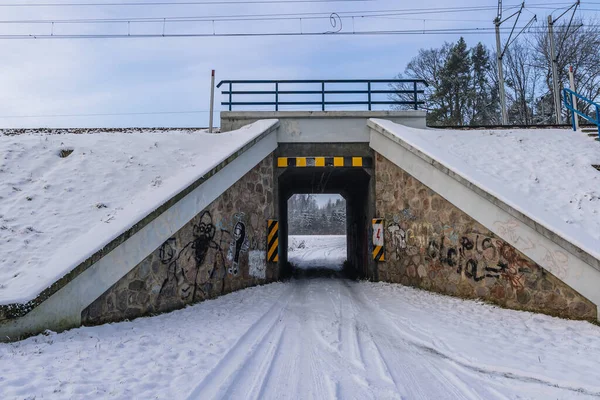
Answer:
[[0, 120, 278, 305], [288, 235, 346, 270], [372, 119, 600, 260]]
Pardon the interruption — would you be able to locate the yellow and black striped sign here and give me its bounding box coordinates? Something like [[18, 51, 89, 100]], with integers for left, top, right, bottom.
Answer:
[[267, 219, 279, 263], [372, 218, 385, 262], [277, 156, 372, 168]]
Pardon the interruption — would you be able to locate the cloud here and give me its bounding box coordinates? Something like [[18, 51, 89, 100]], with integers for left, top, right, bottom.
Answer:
[[0, 0, 578, 127]]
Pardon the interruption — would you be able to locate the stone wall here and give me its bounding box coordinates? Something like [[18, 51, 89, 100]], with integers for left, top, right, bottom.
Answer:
[[82, 155, 275, 325], [375, 153, 596, 320]]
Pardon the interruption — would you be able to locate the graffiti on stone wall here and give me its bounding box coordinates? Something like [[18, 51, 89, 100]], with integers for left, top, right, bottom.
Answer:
[[227, 213, 250, 276], [157, 211, 227, 303], [432, 233, 530, 289], [387, 216, 531, 290], [493, 218, 580, 280], [249, 250, 266, 279], [154, 211, 256, 305], [374, 156, 596, 319], [387, 223, 407, 260]]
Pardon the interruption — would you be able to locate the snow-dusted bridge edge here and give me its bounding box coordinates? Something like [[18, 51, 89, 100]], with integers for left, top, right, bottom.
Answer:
[[368, 119, 600, 318], [0, 121, 279, 337]]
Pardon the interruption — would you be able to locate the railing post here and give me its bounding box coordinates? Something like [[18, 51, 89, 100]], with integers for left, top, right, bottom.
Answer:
[[367, 82, 372, 111], [275, 82, 279, 112], [566, 89, 576, 132], [321, 82, 325, 111], [564, 97, 577, 132], [413, 81, 418, 110], [228, 82, 232, 111], [596, 105, 600, 140]]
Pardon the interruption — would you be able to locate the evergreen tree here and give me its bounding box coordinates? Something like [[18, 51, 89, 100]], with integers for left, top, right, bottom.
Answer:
[[470, 43, 498, 125]]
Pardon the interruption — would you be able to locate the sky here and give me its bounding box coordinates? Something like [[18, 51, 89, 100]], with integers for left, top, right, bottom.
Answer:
[[0, 0, 594, 128]]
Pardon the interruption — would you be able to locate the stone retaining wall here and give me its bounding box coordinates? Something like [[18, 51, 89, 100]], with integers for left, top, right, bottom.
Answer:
[[375, 153, 597, 320], [82, 155, 275, 325]]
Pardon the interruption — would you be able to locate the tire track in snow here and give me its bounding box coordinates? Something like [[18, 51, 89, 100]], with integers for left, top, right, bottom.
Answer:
[[358, 287, 600, 398], [185, 286, 296, 400], [247, 278, 339, 400], [339, 280, 484, 400], [224, 324, 287, 400]]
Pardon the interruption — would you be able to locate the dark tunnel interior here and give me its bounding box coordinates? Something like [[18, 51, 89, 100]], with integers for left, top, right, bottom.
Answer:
[[277, 167, 374, 279]]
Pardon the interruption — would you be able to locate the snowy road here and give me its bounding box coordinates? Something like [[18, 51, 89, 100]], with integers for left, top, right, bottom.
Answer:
[[1, 279, 600, 399], [288, 235, 346, 270]]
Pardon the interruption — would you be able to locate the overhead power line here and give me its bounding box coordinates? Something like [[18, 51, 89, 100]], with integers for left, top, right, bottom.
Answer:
[[0, 0, 374, 6], [0, 26, 580, 40], [0, 3, 594, 26], [0, 6, 509, 25]]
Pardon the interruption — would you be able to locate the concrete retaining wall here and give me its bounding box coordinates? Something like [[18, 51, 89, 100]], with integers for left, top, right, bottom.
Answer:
[[374, 153, 596, 320], [369, 120, 600, 321]]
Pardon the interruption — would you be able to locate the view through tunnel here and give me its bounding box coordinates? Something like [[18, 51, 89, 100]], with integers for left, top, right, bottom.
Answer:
[[276, 144, 376, 280], [287, 194, 347, 276]]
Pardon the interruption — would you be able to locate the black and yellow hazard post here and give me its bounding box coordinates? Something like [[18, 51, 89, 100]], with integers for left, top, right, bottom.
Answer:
[[267, 219, 279, 263], [372, 218, 385, 262]]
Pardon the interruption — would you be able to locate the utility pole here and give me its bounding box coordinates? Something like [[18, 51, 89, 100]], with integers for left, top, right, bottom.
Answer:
[[495, 16, 508, 125], [494, 1, 535, 126], [547, 1, 580, 125], [548, 16, 562, 124]]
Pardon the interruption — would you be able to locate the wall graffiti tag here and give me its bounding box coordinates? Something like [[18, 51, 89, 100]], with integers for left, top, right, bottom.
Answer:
[[387, 214, 530, 290]]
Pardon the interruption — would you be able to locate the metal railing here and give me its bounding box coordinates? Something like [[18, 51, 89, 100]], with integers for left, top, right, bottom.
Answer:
[[564, 88, 600, 139], [216, 79, 428, 111]]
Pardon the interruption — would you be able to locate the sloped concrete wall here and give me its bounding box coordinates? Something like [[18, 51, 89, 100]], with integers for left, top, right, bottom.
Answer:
[[374, 153, 596, 320], [82, 155, 276, 325], [0, 123, 279, 341]]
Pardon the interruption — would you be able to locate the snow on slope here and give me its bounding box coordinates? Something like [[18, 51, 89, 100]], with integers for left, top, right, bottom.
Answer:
[[288, 235, 346, 270], [0, 120, 277, 305], [1, 279, 599, 399], [372, 120, 600, 258]]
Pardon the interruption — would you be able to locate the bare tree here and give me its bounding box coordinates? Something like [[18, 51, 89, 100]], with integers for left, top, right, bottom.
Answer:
[[389, 43, 452, 122], [504, 39, 540, 124], [534, 18, 600, 121]]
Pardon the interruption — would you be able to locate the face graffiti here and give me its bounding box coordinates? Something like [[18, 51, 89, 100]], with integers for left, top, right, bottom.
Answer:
[[156, 211, 239, 303], [228, 219, 250, 276], [193, 212, 217, 268]]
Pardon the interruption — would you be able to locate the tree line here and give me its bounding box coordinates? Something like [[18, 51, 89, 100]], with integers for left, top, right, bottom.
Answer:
[[392, 18, 600, 126], [288, 194, 346, 235]]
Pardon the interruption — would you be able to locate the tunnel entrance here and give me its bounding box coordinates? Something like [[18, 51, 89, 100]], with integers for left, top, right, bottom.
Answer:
[[276, 147, 375, 280], [287, 194, 347, 275]]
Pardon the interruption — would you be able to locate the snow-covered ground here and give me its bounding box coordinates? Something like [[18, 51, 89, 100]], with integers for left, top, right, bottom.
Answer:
[[0, 121, 277, 305], [288, 235, 346, 270], [374, 120, 600, 258], [1, 278, 599, 399]]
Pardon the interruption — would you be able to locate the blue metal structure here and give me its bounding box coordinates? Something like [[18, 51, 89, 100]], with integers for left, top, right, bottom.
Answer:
[[216, 79, 428, 112], [563, 88, 600, 139]]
